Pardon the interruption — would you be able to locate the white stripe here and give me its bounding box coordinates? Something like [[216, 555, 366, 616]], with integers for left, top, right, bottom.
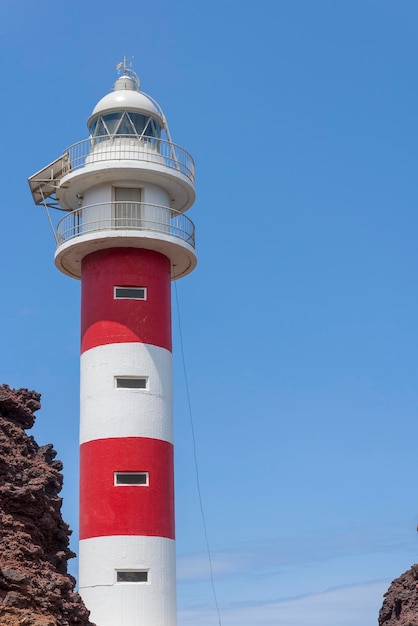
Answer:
[[80, 342, 173, 444], [79, 536, 176, 626]]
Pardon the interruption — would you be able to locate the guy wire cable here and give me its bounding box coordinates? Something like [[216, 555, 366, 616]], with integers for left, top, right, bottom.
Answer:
[[174, 280, 222, 626]]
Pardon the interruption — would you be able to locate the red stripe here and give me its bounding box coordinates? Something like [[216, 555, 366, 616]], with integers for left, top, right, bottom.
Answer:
[[80, 437, 174, 540], [81, 248, 171, 354]]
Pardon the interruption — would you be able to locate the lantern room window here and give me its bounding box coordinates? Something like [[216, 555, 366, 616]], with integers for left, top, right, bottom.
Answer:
[[89, 112, 161, 142]]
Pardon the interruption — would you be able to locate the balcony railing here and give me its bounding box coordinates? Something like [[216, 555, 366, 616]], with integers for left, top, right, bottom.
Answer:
[[62, 135, 195, 183], [56, 202, 195, 248]]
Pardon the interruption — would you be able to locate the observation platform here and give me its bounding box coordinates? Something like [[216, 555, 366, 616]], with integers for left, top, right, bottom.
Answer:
[[54, 201, 196, 280], [29, 135, 195, 213]]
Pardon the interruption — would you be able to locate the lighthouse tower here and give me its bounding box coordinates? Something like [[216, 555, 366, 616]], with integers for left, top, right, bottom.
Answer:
[[28, 62, 196, 626]]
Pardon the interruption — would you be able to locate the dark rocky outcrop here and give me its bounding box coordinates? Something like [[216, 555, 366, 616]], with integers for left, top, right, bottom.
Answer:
[[379, 564, 418, 625], [0, 384, 94, 625]]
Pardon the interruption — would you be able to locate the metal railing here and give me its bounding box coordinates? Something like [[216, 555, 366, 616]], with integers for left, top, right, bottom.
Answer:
[[56, 202, 195, 248], [62, 135, 195, 183]]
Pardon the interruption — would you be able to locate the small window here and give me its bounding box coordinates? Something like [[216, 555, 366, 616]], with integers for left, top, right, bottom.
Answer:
[[114, 472, 149, 486], [115, 377, 148, 390], [114, 287, 147, 300], [116, 570, 148, 583]]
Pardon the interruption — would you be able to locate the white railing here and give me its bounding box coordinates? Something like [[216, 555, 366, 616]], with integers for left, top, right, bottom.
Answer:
[[62, 135, 194, 183], [56, 202, 195, 248]]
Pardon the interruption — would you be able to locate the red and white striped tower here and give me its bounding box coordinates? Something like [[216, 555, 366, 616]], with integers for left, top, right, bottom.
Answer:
[[28, 62, 196, 626]]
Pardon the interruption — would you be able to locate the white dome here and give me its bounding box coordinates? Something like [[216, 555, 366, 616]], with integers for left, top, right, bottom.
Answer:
[[87, 77, 164, 127]]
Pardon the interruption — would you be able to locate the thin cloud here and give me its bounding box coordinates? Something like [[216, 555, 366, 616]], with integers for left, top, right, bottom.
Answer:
[[177, 520, 415, 583], [178, 580, 389, 626]]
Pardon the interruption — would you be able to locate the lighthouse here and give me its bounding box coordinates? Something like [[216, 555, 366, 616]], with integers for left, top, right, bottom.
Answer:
[[28, 61, 196, 626]]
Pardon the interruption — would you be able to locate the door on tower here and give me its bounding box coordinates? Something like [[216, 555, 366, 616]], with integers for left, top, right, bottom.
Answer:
[[114, 187, 142, 229]]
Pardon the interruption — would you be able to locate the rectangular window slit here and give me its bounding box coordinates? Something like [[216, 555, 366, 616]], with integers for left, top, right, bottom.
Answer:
[[114, 286, 147, 300], [116, 570, 148, 583], [115, 472, 149, 486], [115, 377, 147, 389]]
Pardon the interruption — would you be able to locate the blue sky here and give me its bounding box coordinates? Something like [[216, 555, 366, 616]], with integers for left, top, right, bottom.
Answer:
[[1, 0, 418, 624]]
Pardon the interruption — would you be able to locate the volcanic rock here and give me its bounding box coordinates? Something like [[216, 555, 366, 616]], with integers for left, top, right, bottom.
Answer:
[[379, 564, 418, 625], [0, 384, 94, 625]]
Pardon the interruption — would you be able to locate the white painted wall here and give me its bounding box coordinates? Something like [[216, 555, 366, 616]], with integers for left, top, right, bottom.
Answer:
[[82, 181, 169, 207], [80, 342, 173, 444], [79, 535, 176, 626]]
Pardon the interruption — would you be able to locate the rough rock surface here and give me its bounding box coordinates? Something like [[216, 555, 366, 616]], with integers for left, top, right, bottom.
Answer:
[[379, 564, 418, 625], [0, 384, 94, 625]]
